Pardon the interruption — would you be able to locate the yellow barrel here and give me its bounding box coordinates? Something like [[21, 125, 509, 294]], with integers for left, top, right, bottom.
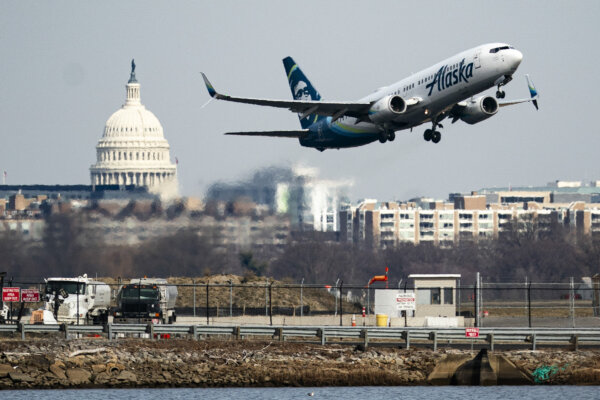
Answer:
[[376, 314, 388, 327]]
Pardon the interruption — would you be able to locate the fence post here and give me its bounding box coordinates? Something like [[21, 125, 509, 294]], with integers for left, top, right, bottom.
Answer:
[[265, 279, 268, 317], [19, 322, 25, 340], [571, 334, 579, 351], [206, 283, 209, 326], [480, 275, 484, 328], [147, 323, 154, 339], [404, 330, 410, 349], [318, 328, 326, 345], [367, 285, 370, 318], [528, 282, 532, 328], [430, 331, 438, 351], [474, 272, 480, 327], [524, 276, 528, 327], [269, 282, 273, 326], [300, 278, 304, 317], [339, 281, 343, 327], [570, 277, 575, 328], [192, 279, 196, 318], [192, 325, 198, 340], [531, 332, 536, 351], [361, 328, 369, 349], [63, 323, 69, 339], [107, 323, 112, 341], [457, 278, 461, 317], [488, 333, 495, 352], [229, 280, 233, 317]]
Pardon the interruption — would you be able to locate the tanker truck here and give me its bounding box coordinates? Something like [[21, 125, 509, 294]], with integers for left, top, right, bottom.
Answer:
[[112, 278, 177, 324], [44, 274, 111, 325]]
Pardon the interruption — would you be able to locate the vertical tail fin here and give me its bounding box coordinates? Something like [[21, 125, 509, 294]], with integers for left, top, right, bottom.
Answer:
[[525, 74, 539, 110], [283, 57, 322, 129]]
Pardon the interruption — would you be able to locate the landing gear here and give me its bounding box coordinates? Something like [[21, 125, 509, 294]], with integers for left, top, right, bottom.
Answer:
[[378, 130, 395, 144], [424, 129, 433, 141], [495, 75, 512, 99], [424, 121, 442, 144]]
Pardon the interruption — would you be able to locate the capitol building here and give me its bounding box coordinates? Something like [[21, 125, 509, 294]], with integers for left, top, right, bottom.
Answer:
[[90, 61, 177, 196]]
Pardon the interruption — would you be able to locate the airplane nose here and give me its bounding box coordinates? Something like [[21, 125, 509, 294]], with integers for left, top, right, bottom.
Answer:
[[512, 50, 523, 66]]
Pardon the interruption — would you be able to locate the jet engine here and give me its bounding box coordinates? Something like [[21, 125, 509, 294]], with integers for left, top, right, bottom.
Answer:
[[368, 95, 407, 123], [458, 96, 499, 125]]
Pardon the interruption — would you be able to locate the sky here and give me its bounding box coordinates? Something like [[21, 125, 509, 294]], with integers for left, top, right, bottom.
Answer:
[[2, 1, 600, 202]]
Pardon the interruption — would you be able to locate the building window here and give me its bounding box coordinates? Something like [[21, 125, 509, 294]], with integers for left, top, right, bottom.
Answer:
[[431, 288, 441, 304], [443, 287, 453, 304]]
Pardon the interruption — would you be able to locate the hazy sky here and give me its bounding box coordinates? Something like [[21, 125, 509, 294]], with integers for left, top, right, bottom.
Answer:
[[2, 1, 599, 202]]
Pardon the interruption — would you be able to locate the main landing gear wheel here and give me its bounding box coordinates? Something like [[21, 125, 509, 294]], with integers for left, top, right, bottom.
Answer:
[[496, 90, 505, 99], [424, 129, 433, 141], [388, 131, 396, 142], [424, 129, 441, 143], [378, 132, 387, 143]]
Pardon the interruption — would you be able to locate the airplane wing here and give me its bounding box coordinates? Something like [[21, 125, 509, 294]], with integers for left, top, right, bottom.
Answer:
[[499, 74, 539, 110], [225, 130, 309, 138], [201, 73, 372, 119]]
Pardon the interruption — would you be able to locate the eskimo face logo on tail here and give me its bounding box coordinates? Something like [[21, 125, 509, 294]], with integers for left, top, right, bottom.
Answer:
[[294, 81, 312, 120], [294, 81, 311, 101], [426, 58, 474, 96]]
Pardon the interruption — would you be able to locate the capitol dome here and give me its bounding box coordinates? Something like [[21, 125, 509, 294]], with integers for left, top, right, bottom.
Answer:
[[90, 60, 177, 192]]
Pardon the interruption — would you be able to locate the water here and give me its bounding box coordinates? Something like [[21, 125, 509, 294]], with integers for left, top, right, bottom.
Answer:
[[2, 386, 599, 400]]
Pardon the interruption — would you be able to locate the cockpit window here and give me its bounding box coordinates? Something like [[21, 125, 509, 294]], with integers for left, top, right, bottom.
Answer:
[[489, 45, 514, 54]]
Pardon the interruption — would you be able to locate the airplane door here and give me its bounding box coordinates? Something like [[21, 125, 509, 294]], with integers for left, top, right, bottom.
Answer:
[[473, 50, 481, 69]]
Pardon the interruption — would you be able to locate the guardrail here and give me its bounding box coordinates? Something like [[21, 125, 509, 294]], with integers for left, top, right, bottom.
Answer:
[[3, 324, 600, 350]]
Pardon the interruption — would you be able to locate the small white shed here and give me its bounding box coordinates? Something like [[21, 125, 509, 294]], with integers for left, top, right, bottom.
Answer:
[[408, 274, 460, 318]]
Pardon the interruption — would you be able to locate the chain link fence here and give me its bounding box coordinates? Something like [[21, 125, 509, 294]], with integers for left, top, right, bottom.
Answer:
[[1, 276, 599, 327]]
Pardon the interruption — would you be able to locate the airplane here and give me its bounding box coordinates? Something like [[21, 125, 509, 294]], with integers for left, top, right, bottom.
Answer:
[[201, 43, 538, 152]]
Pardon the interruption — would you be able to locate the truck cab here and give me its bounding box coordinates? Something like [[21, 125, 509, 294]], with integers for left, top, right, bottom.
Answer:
[[113, 284, 163, 324]]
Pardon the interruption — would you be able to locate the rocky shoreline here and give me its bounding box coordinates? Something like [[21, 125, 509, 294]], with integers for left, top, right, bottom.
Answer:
[[1, 338, 599, 389]]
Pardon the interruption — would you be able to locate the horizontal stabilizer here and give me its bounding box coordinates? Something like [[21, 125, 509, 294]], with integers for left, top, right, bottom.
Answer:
[[225, 130, 309, 138], [499, 74, 539, 110]]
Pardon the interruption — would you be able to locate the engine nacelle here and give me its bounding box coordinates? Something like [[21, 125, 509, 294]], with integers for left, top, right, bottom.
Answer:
[[458, 96, 499, 125], [368, 95, 407, 123]]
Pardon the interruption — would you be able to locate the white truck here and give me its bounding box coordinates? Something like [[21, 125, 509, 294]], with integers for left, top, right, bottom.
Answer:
[[113, 278, 178, 324], [44, 274, 111, 324]]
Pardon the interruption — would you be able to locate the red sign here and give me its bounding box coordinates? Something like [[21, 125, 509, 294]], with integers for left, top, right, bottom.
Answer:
[[21, 289, 40, 302], [2, 287, 20, 302], [465, 327, 479, 338]]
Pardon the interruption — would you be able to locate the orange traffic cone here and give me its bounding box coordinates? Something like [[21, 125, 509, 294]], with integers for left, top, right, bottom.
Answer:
[[351, 314, 356, 327]]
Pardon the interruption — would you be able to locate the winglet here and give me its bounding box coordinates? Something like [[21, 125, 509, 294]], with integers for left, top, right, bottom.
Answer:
[[525, 74, 539, 110], [201, 72, 217, 98]]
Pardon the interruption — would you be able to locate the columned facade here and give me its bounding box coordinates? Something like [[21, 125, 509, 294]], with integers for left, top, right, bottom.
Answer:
[[90, 60, 177, 195]]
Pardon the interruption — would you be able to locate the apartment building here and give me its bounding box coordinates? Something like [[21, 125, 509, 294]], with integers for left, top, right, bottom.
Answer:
[[340, 199, 571, 248]]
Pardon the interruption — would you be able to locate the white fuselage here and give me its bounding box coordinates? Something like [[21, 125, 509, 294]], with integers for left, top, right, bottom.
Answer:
[[332, 43, 523, 134]]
